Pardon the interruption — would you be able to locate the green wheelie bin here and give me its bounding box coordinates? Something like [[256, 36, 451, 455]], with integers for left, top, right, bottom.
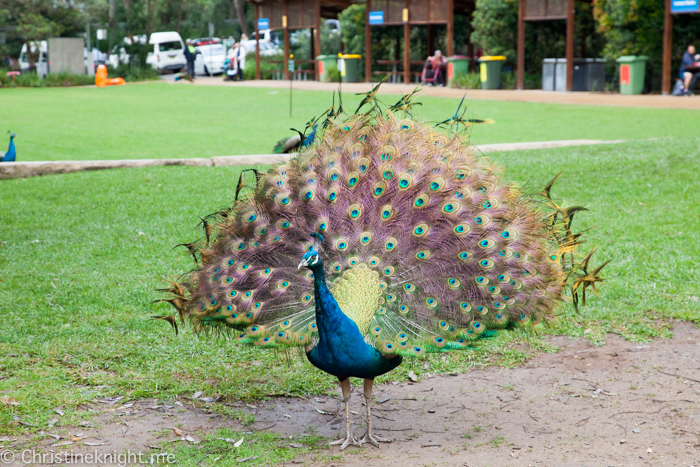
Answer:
[[616, 55, 648, 95], [447, 55, 470, 84], [478, 56, 506, 89], [339, 54, 361, 83]]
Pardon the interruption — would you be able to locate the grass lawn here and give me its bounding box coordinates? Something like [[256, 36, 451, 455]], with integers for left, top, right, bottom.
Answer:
[[1, 82, 699, 161], [2, 132, 699, 457]]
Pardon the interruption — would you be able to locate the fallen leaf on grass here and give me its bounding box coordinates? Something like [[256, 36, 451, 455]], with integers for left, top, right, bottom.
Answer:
[[191, 391, 203, 399], [0, 396, 19, 406], [408, 371, 418, 382], [84, 442, 106, 446], [172, 427, 184, 436], [47, 418, 59, 428], [238, 456, 258, 463], [55, 408, 64, 416]]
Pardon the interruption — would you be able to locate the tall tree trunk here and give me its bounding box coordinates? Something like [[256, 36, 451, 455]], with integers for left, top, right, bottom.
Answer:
[[233, 0, 247, 37], [178, 1, 183, 34], [123, 0, 132, 39], [109, 0, 116, 28]]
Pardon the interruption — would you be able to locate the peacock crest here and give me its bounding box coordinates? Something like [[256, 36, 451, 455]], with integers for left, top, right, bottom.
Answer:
[[156, 95, 608, 357]]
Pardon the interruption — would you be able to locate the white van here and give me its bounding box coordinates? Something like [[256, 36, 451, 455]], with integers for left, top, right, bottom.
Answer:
[[146, 32, 187, 72], [19, 41, 48, 72]]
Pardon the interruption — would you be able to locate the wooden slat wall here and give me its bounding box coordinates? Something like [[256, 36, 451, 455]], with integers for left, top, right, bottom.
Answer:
[[260, 0, 284, 29], [369, 0, 449, 25], [524, 0, 567, 20]]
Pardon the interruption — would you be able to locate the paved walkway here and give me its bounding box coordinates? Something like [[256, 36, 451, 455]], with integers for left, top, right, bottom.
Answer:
[[0, 139, 623, 180], [163, 75, 700, 110]]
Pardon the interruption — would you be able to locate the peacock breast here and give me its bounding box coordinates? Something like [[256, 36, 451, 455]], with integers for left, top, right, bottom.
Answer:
[[330, 264, 383, 335]]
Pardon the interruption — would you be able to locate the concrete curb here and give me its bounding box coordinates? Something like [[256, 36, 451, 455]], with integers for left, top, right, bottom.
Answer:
[[0, 140, 622, 180]]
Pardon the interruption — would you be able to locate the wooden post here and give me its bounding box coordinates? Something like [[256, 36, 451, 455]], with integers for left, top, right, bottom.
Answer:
[[403, 0, 410, 83], [517, 0, 525, 90], [565, 0, 574, 91], [427, 24, 433, 57], [365, 0, 371, 82], [310, 29, 315, 66], [314, 0, 321, 80], [255, 3, 261, 80], [662, 0, 673, 95], [284, 0, 290, 80], [446, 0, 454, 57]]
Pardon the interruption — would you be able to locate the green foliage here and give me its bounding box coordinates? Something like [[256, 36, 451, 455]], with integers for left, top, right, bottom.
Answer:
[[325, 64, 340, 83], [0, 70, 94, 87], [593, 0, 698, 92], [450, 72, 482, 89], [243, 52, 285, 80], [470, 0, 519, 64], [339, 4, 365, 56]]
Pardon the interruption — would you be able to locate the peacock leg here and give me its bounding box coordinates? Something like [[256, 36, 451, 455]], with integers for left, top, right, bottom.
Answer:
[[359, 378, 392, 447], [330, 378, 359, 450]]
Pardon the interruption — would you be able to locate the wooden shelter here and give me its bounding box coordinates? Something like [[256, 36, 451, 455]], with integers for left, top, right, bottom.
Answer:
[[248, 0, 351, 80], [364, 0, 475, 83], [516, 0, 595, 91]]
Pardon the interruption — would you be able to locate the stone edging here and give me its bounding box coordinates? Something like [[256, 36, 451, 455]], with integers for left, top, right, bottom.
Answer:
[[0, 140, 621, 180]]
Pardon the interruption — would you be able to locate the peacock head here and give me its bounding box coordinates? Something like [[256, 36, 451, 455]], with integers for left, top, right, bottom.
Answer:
[[298, 250, 322, 270]]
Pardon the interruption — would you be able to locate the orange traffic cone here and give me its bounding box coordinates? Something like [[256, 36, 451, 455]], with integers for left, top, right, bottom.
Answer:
[[95, 64, 126, 87]]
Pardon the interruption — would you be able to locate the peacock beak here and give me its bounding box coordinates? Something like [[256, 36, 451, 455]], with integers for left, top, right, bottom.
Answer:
[[297, 259, 307, 269]]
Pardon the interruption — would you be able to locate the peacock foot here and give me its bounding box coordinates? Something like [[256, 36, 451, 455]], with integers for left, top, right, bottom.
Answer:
[[358, 431, 392, 447], [330, 435, 360, 450]]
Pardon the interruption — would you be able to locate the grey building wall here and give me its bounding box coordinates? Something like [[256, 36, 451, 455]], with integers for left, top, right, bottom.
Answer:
[[48, 38, 85, 75]]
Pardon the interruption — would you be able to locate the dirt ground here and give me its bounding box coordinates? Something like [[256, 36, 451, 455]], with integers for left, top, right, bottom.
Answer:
[[5, 321, 700, 466]]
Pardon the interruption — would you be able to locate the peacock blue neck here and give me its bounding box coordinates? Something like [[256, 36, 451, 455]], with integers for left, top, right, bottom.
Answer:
[[305, 261, 402, 380]]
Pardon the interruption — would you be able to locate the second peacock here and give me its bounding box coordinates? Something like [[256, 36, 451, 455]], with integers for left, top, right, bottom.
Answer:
[[156, 93, 607, 450]]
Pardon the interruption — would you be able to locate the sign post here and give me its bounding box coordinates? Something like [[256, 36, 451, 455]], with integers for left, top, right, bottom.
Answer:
[[368, 11, 384, 25], [671, 0, 699, 12], [257, 18, 270, 30], [288, 54, 295, 117]]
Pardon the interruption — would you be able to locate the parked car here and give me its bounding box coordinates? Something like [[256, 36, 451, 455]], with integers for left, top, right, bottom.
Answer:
[[194, 43, 226, 75], [19, 41, 47, 72], [240, 40, 281, 57], [250, 29, 281, 45], [146, 31, 186, 72], [191, 37, 222, 47]]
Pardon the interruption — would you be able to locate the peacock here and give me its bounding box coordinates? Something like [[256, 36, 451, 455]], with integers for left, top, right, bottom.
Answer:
[[0, 132, 16, 162], [156, 91, 607, 450], [174, 72, 194, 82]]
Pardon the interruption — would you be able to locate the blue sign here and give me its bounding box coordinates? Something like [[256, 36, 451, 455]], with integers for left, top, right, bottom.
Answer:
[[257, 18, 270, 29], [368, 11, 384, 25], [671, 0, 699, 13]]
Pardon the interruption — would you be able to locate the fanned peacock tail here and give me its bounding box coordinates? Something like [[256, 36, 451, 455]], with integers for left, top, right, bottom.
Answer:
[[157, 98, 607, 357]]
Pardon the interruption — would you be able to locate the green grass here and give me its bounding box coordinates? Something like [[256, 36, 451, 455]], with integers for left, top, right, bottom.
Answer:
[[2, 83, 699, 161], [159, 428, 327, 466], [2, 135, 699, 444]]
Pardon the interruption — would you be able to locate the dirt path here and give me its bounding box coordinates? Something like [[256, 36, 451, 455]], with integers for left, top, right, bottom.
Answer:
[[163, 75, 700, 110], [7, 322, 700, 466]]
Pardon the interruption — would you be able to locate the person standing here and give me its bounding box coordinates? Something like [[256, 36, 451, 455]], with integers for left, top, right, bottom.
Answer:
[[184, 39, 197, 77], [231, 41, 247, 81], [680, 45, 699, 95]]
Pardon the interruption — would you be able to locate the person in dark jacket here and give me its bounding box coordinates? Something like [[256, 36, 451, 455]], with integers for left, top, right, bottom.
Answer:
[[184, 39, 197, 77], [680, 45, 699, 95]]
